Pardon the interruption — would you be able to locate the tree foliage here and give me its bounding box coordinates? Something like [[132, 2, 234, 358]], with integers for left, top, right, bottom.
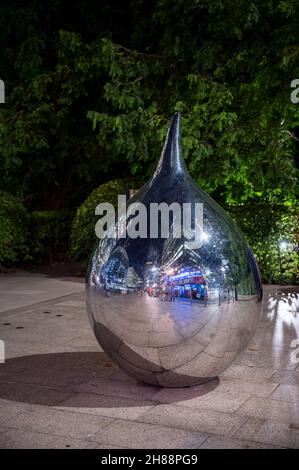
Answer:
[[30, 210, 73, 264], [0, 0, 298, 209], [229, 203, 299, 284], [0, 190, 30, 267]]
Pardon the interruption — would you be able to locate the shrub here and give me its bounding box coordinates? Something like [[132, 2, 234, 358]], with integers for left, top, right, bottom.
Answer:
[[228, 203, 299, 284], [0, 190, 31, 267], [70, 179, 133, 267], [30, 210, 73, 264]]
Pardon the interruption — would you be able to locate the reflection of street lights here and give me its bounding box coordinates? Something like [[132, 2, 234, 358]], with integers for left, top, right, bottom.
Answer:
[[201, 232, 209, 242], [277, 239, 290, 285], [279, 240, 289, 251]]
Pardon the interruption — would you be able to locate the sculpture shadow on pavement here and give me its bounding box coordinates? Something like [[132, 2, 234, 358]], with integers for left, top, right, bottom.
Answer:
[[0, 352, 219, 407]]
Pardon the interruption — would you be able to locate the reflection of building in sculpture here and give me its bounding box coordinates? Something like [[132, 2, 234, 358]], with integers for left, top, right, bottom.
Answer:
[[159, 237, 211, 301], [125, 266, 141, 290], [100, 246, 141, 293], [101, 247, 129, 288], [164, 268, 207, 300], [144, 265, 209, 301]]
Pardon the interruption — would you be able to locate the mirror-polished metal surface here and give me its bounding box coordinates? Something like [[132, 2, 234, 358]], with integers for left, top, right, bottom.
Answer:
[[86, 113, 263, 387]]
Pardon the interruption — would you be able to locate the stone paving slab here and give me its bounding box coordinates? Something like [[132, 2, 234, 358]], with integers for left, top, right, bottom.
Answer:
[[198, 435, 283, 449], [0, 273, 298, 448], [90, 420, 208, 449], [0, 428, 99, 449], [236, 417, 299, 448], [3, 407, 113, 440], [136, 403, 247, 437], [236, 396, 299, 423], [57, 394, 156, 420], [0, 272, 84, 313]]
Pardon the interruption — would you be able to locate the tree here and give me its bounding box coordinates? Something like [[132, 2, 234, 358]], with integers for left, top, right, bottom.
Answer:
[[0, 0, 298, 209], [89, 0, 299, 204]]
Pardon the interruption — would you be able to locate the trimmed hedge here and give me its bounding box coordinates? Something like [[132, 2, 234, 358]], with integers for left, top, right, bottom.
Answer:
[[0, 190, 31, 267], [70, 179, 132, 267], [228, 203, 299, 285]]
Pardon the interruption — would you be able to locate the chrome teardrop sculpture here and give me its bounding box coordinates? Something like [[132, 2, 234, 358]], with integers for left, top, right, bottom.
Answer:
[[86, 113, 263, 387]]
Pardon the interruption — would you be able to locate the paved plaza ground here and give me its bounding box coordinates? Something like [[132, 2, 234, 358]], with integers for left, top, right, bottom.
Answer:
[[0, 270, 298, 449]]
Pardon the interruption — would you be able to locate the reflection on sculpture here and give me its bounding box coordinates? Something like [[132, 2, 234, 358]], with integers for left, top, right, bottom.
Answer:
[[86, 113, 263, 387]]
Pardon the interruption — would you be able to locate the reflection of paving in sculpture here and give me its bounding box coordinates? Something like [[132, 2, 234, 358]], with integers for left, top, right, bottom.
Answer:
[[86, 113, 263, 387]]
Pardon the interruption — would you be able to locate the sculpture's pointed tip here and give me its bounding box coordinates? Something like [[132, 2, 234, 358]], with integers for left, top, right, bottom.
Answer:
[[164, 112, 183, 169], [152, 112, 187, 180], [163, 112, 181, 154], [169, 112, 181, 137]]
